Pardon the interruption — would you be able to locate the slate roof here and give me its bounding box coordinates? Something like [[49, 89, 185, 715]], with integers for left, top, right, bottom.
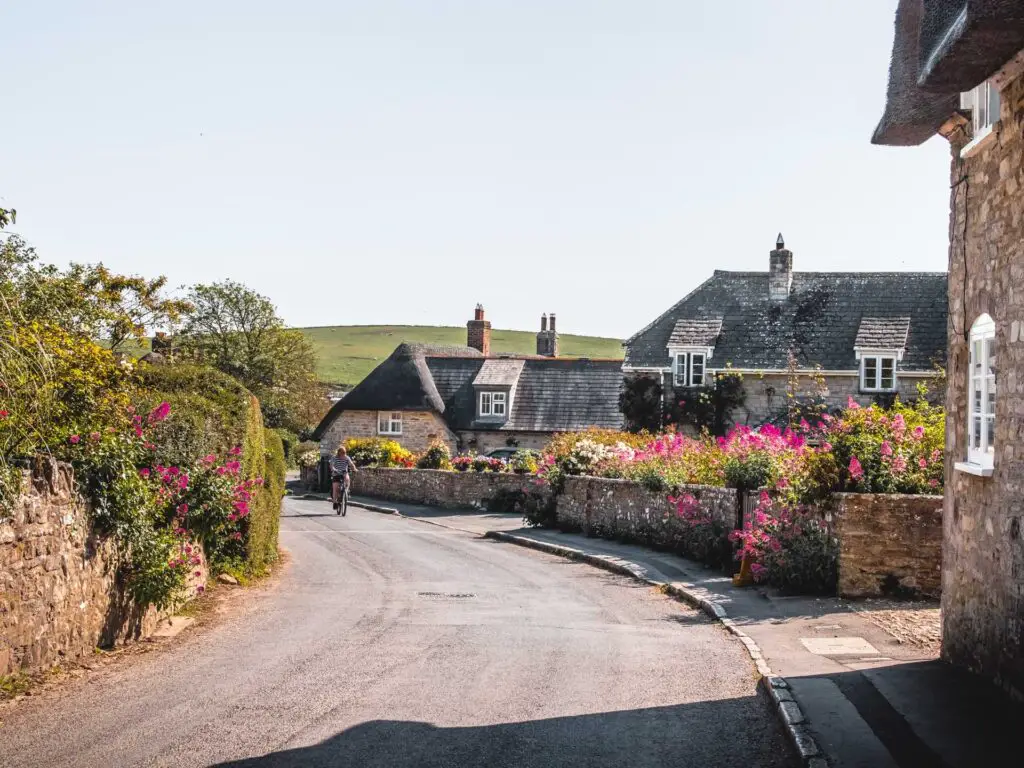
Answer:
[[854, 317, 911, 351], [873, 0, 1024, 145], [668, 317, 723, 347], [473, 359, 526, 387], [624, 271, 947, 372], [426, 357, 624, 432], [312, 345, 625, 439]]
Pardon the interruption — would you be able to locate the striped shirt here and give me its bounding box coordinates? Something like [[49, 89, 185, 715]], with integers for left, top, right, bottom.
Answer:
[[329, 455, 356, 477]]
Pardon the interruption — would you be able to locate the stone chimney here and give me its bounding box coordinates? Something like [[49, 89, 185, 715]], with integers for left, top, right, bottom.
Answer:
[[769, 233, 793, 302], [467, 303, 491, 355], [536, 312, 559, 357]]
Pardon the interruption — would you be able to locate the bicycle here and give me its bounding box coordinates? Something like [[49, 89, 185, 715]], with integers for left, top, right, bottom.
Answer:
[[332, 477, 349, 516]]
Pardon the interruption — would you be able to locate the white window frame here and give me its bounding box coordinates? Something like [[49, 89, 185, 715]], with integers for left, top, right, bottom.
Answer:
[[957, 314, 995, 476], [858, 353, 898, 393], [671, 350, 708, 388], [377, 411, 403, 435], [478, 391, 507, 417], [960, 80, 1001, 158]]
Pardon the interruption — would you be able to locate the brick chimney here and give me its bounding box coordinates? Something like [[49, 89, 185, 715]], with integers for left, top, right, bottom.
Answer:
[[467, 303, 491, 355], [536, 312, 559, 357], [769, 233, 793, 302]]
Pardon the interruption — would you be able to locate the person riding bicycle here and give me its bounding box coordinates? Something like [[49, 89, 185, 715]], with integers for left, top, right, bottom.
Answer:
[[330, 446, 358, 512]]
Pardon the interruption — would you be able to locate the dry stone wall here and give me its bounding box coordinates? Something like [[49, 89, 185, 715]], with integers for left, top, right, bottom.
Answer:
[[556, 476, 739, 546], [833, 493, 943, 599], [0, 460, 207, 678], [350, 468, 550, 510]]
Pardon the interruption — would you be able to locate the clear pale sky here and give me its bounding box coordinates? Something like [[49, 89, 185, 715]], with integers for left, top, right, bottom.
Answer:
[[2, 1, 950, 339]]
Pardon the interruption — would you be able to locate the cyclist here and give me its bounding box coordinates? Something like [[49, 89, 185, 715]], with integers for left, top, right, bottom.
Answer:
[[330, 446, 358, 513]]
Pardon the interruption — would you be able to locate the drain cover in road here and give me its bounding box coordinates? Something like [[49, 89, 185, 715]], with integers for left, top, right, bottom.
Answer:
[[800, 637, 879, 656]]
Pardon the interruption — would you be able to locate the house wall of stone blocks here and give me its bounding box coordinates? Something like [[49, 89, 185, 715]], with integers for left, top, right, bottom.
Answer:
[[318, 410, 459, 455], [942, 69, 1024, 699]]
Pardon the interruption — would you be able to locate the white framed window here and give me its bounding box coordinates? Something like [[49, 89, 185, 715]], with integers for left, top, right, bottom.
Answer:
[[965, 314, 996, 472], [960, 80, 1001, 157], [479, 391, 507, 417], [860, 355, 897, 392], [673, 352, 706, 387], [377, 411, 402, 435]]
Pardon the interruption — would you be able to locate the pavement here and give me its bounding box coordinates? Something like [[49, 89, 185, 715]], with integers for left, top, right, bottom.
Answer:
[[423, 517, 1020, 768], [0, 496, 793, 768]]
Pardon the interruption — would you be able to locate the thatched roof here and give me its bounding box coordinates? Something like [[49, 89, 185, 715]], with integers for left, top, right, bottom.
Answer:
[[873, 0, 1024, 145]]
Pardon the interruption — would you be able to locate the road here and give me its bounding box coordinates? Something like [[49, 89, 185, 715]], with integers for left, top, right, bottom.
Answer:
[[1, 497, 793, 767]]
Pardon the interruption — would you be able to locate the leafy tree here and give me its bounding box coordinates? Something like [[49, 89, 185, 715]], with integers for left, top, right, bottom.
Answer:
[[180, 281, 327, 431]]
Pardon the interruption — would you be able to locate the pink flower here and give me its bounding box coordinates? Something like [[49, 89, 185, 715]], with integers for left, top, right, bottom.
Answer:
[[194, 570, 202, 577], [89, 431, 101, 441], [69, 434, 81, 444], [177, 503, 189, 516], [881, 441, 893, 457], [139, 468, 151, 478], [231, 532, 243, 541], [148, 401, 171, 424], [134, 426, 144, 438], [849, 457, 864, 481], [821, 413, 833, 423], [799, 419, 810, 432], [196, 585, 205, 593], [914, 426, 925, 439], [928, 479, 939, 489], [229, 445, 242, 456], [821, 442, 833, 452], [919, 458, 928, 469], [892, 455, 907, 473], [0, 409, 8, 419], [847, 396, 860, 410]]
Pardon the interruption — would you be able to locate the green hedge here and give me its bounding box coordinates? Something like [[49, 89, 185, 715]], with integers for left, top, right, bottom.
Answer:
[[244, 403, 284, 574]]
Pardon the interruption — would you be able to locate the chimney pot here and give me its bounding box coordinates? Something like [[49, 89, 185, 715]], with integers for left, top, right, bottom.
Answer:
[[549, 313, 556, 332], [541, 313, 547, 332]]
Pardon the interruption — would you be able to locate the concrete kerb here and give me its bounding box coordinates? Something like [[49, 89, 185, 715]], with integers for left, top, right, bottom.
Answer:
[[484, 531, 825, 767], [295, 492, 401, 516]]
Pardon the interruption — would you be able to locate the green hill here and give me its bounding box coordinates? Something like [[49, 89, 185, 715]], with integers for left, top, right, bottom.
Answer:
[[299, 325, 624, 387]]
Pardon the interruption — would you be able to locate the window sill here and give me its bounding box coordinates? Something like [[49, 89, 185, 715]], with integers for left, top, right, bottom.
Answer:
[[960, 124, 997, 159], [954, 461, 993, 477]]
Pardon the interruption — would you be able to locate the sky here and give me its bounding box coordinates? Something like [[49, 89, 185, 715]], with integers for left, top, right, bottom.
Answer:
[[1, 1, 951, 340]]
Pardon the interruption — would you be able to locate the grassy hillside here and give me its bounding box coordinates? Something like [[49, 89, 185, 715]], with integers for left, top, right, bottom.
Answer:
[[299, 325, 624, 386]]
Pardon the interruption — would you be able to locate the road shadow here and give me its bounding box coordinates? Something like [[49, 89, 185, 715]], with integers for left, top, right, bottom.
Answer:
[[785, 659, 1024, 768], [210, 695, 795, 768]]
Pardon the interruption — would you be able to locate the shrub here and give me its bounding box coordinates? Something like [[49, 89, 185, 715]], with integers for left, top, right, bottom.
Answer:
[[509, 450, 539, 474], [472, 456, 505, 473], [343, 437, 414, 468], [416, 440, 452, 470], [486, 488, 557, 528], [452, 455, 473, 472]]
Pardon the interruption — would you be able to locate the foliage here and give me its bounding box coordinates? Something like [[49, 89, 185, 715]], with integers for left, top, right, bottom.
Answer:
[[668, 493, 734, 568], [820, 397, 944, 494], [273, 428, 299, 467], [416, 440, 452, 470], [451, 455, 474, 472], [509, 449, 539, 474], [343, 437, 414, 468], [247, 426, 285, 575], [486, 488, 556, 527], [619, 376, 663, 433], [667, 372, 746, 436], [295, 442, 320, 468], [472, 455, 506, 473], [730, 493, 838, 594], [180, 280, 328, 433]]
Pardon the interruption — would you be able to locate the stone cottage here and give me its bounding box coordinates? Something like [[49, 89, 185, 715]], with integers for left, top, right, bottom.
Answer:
[[312, 306, 624, 458], [873, 0, 1024, 699], [623, 235, 948, 427]]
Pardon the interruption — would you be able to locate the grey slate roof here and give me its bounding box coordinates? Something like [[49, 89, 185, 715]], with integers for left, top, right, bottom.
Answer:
[[312, 346, 625, 439], [624, 271, 947, 372], [472, 359, 526, 387], [668, 317, 723, 347], [854, 317, 911, 350], [426, 357, 625, 432], [873, 0, 1024, 145]]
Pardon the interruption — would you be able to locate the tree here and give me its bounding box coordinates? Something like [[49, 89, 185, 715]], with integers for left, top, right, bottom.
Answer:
[[180, 281, 327, 432]]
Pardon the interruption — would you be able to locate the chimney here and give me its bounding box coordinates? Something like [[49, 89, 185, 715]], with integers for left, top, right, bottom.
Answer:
[[536, 311, 559, 357], [769, 232, 793, 302], [467, 303, 491, 355]]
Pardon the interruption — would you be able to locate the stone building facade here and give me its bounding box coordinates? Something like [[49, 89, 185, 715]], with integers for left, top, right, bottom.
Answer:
[[318, 410, 457, 454], [873, 0, 1024, 697]]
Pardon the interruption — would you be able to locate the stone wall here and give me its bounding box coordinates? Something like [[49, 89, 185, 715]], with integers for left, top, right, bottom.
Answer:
[[833, 493, 944, 599], [0, 460, 207, 677], [556, 475, 739, 547], [350, 467, 550, 510], [942, 67, 1024, 698], [318, 410, 458, 455]]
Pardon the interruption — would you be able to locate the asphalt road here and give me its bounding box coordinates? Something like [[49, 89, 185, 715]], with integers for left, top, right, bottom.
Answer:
[[1, 498, 793, 767]]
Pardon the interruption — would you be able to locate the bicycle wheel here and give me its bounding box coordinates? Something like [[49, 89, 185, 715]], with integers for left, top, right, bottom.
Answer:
[[340, 487, 348, 516]]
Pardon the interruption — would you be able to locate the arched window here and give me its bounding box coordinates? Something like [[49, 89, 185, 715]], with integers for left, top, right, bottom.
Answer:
[[966, 314, 995, 471]]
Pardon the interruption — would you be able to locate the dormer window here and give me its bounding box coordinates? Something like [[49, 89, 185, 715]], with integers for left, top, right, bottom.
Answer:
[[860, 355, 897, 393], [479, 391, 506, 417], [673, 351, 706, 387]]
